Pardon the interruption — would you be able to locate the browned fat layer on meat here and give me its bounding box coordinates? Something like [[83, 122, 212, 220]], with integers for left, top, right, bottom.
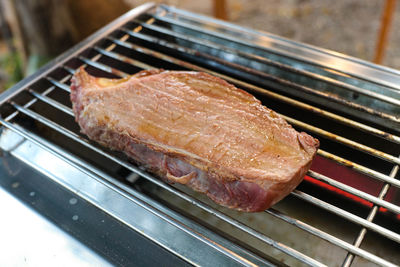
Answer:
[[70, 67, 319, 212]]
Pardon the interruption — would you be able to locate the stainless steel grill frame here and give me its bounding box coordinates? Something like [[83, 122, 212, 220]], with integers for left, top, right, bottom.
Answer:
[[1, 3, 400, 266]]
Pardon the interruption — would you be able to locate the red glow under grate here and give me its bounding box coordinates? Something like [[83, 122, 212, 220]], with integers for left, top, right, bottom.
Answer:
[[307, 156, 400, 220], [304, 175, 373, 208]]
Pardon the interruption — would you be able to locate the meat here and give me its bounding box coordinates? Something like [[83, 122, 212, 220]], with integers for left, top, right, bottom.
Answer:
[[70, 67, 319, 212]]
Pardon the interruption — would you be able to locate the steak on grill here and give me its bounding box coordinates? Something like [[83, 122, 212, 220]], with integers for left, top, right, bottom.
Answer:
[[70, 67, 319, 212]]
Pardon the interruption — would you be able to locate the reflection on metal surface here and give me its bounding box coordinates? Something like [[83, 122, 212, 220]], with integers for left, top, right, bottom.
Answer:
[[0, 187, 112, 267]]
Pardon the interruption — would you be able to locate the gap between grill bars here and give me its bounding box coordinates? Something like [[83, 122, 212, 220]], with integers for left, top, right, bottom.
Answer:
[[1, 4, 399, 267]]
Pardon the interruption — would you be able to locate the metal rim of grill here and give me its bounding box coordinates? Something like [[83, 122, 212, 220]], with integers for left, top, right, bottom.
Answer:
[[1, 3, 400, 267]]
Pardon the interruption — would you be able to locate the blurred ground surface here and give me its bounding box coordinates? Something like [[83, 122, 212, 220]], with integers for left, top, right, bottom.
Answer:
[[127, 0, 400, 69]]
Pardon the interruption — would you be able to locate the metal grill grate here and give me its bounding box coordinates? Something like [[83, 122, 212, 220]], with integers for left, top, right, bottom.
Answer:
[[1, 3, 399, 266]]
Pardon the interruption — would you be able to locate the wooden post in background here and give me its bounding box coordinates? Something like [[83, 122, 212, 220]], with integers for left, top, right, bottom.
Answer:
[[374, 0, 396, 64], [213, 0, 228, 20], [13, 0, 78, 59]]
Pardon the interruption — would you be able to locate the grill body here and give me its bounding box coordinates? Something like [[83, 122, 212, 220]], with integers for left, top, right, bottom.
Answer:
[[0, 3, 399, 266]]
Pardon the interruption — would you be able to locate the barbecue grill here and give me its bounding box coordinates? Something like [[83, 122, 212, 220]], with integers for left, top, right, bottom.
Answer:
[[1, 3, 399, 266]]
